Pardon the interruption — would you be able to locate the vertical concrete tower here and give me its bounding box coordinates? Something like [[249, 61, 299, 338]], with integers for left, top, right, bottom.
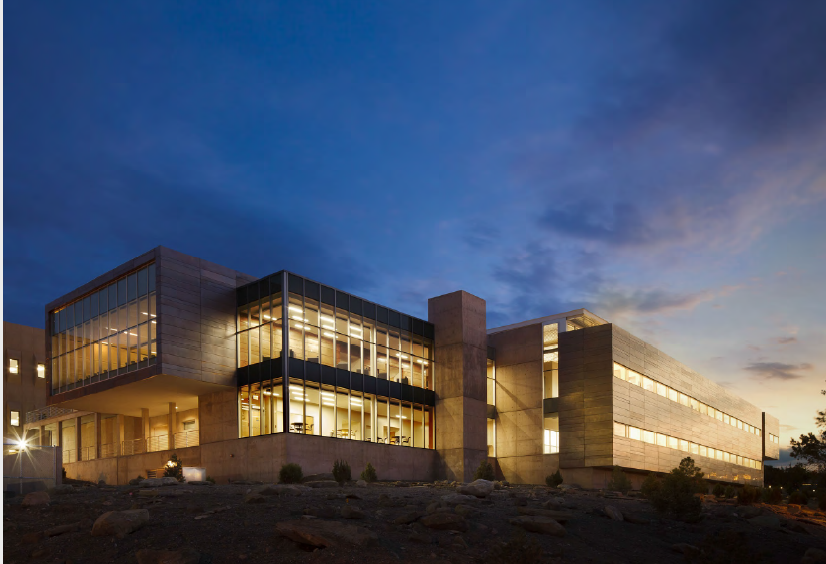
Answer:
[[428, 290, 488, 481]]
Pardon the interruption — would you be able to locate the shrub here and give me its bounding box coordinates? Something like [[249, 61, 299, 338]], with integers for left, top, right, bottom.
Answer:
[[761, 486, 782, 505], [649, 457, 705, 521], [606, 465, 632, 494], [135, 475, 144, 483], [62, 467, 67, 479], [206, 475, 216, 484], [545, 470, 563, 488], [788, 490, 807, 505], [641, 473, 661, 499], [332, 459, 352, 484], [485, 529, 543, 564], [279, 463, 303, 484], [163, 453, 185, 482], [360, 462, 377, 483], [724, 485, 735, 499], [712, 483, 725, 497], [737, 485, 760, 505], [473, 460, 495, 481]]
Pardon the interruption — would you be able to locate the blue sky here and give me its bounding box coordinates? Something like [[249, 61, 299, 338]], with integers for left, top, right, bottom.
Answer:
[[4, 0, 825, 463]]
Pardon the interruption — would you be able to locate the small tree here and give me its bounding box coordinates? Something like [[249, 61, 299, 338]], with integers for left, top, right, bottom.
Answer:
[[761, 486, 782, 504], [724, 485, 735, 499], [279, 463, 303, 484], [712, 483, 725, 497], [360, 462, 377, 483], [641, 473, 661, 499], [788, 490, 808, 505], [545, 469, 563, 488], [163, 453, 185, 482], [473, 460, 495, 481], [332, 459, 351, 484], [737, 485, 760, 505], [649, 457, 705, 521], [606, 465, 632, 494]]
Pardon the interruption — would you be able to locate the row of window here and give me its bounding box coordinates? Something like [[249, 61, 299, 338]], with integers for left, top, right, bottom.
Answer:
[[613, 421, 763, 470], [613, 363, 761, 438], [239, 380, 434, 448], [8, 359, 45, 378], [769, 433, 780, 445], [9, 410, 20, 427]]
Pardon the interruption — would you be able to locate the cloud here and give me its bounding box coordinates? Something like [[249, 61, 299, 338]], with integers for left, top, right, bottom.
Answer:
[[594, 288, 714, 317], [780, 424, 798, 432], [776, 336, 798, 344], [744, 362, 813, 381]]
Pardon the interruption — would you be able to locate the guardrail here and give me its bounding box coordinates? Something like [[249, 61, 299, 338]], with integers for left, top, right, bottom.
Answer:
[[100, 443, 118, 458], [121, 438, 146, 456], [79, 446, 97, 461], [147, 435, 169, 453], [25, 407, 76, 424], [63, 449, 77, 463], [173, 430, 199, 449]]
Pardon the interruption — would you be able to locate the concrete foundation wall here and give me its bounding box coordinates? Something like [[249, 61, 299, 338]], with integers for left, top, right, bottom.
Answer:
[[63, 434, 439, 484]]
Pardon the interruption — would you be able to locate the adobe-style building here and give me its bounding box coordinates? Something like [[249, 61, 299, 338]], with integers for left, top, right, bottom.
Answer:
[[26, 246, 779, 487]]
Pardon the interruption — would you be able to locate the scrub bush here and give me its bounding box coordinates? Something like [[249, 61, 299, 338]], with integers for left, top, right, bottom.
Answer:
[[641, 473, 661, 499], [761, 486, 782, 504], [545, 470, 563, 488], [360, 462, 377, 483], [724, 485, 735, 498], [606, 465, 632, 494], [712, 483, 725, 497], [163, 453, 185, 482], [649, 457, 705, 521], [788, 490, 808, 505], [473, 460, 495, 481], [206, 475, 216, 484], [737, 485, 760, 505], [332, 459, 352, 484], [279, 463, 303, 484]]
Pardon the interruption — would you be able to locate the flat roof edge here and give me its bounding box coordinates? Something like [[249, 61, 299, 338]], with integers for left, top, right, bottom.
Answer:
[[487, 308, 608, 335]]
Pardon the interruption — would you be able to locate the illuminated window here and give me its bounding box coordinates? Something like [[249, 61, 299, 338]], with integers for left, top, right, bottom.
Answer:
[[626, 370, 641, 386], [642, 377, 654, 392], [628, 426, 641, 441], [690, 398, 699, 411], [9, 359, 19, 374], [679, 393, 689, 407], [723, 414, 730, 425], [656, 382, 667, 397], [10, 410, 20, 427], [679, 439, 689, 451], [699, 445, 707, 457], [487, 419, 496, 457], [613, 362, 626, 380], [667, 436, 678, 449], [613, 422, 626, 437], [656, 433, 667, 447], [37, 364, 46, 378], [699, 402, 708, 415], [643, 430, 655, 444], [668, 388, 679, 402], [543, 429, 559, 454], [690, 442, 699, 455]]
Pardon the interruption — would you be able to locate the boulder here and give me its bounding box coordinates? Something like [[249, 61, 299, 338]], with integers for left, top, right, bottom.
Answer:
[[355, 480, 368, 488], [420, 512, 468, 532], [516, 507, 573, 523], [136, 549, 201, 564], [441, 493, 477, 506], [256, 484, 310, 496], [340, 505, 365, 519], [748, 515, 781, 529], [604, 505, 623, 521], [802, 547, 826, 564], [509, 516, 566, 537], [48, 485, 75, 495], [22, 491, 50, 507], [305, 480, 340, 489], [378, 494, 406, 508], [788, 505, 803, 515], [275, 519, 378, 548], [140, 477, 179, 488], [187, 481, 213, 486], [457, 479, 495, 498], [302, 473, 335, 483], [454, 504, 478, 518], [303, 506, 337, 518], [244, 494, 266, 504], [91, 509, 150, 537]]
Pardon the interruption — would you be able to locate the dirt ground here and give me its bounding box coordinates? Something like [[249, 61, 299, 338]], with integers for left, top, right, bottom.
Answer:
[[4, 480, 826, 564]]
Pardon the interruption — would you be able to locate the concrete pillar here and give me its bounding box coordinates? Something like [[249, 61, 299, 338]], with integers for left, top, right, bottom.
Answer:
[[94, 413, 102, 459], [39, 425, 47, 447], [115, 414, 125, 456], [168, 402, 176, 449], [74, 416, 82, 461], [141, 408, 150, 441], [428, 290, 488, 482]]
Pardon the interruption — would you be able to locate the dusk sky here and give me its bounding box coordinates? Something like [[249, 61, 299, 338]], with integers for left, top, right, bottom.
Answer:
[[4, 1, 825, 463]]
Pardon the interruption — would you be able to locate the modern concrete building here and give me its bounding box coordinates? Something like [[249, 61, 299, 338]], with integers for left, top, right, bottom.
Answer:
[[25, 246, 779, 487], [4, 322, 49, 446]]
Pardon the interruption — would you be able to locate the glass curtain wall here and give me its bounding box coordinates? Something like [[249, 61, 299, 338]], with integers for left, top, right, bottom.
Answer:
[[50, 263, 156, 393], [237, 290, 283, 368], [543, 323, 559, 399]]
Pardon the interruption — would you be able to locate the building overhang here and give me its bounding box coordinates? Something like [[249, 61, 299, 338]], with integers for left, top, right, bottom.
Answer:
[[486, 308, 608, 335], [48, 373, 234, 418]]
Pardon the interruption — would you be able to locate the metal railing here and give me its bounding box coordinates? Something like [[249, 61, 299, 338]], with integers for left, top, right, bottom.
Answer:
[[100, 443, 118, 458], [121, 438, 146, 456], [25, 406, 76, 424], [173, 430, 199, 449], [147, 435, 169, 453], [63, 449, 77, 463], [79, 446, 97, 461]]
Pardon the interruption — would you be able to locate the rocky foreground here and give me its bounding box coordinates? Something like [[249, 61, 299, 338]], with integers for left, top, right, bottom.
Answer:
[[5, 478, 826, 563]]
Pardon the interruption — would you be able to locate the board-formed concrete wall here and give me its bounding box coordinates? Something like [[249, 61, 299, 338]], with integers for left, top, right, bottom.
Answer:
[[62, 434, 439, 485]]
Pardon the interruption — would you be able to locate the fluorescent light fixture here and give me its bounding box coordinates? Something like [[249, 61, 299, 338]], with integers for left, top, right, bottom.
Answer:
[[320, 315, 334, 322], [263, 315, 272, 320], [320, 392, 335, 398], [288, 306, 303, 313], [323, 332, 335, 337], [289, 385, 304, 391]]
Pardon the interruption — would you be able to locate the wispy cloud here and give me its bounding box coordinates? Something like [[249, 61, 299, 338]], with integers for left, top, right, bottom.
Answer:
[[744, 362, 813, 381]]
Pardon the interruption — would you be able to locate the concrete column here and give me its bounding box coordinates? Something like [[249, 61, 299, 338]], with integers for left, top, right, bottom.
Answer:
[[168, 402, 177, 449], [39, 425, 47, 447], [428, 290, 488, 482], [141, 408, 150, 451], [115, 414, 125, 456], [557, 317, 567, 334], [74, 416, 82, 461], [94, 413, 102, 459]]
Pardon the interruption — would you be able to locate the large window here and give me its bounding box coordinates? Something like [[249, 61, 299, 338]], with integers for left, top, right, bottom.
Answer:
[[10, 410, 20, 427], [486, 357, 495, 405], [543, 414, 559, 454], [543, 324, 558, 399], [50, 263, 156, 393], [9, 359, 19, 374]]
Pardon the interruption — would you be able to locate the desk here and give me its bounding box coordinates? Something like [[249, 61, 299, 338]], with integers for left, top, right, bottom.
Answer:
[[291, 422, 304, 433]]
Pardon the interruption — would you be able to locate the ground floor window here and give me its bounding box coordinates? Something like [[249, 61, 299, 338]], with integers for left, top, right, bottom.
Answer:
[[544, 413, 559, 454], [487, 419, 495, 457], [239, 381, 434, 448]]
